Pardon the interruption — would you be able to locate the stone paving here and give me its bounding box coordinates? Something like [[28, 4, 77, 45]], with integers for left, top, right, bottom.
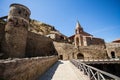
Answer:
[[39, 60, 89, 80]]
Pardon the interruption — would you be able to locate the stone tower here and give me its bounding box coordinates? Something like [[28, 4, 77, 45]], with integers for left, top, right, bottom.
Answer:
[[74, 21, 83, 48], [75, 21, 83, 34], [3, 3, 31, 58]]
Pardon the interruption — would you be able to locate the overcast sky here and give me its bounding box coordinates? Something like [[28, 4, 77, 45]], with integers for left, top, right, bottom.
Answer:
[[1, 0, 120, 42]]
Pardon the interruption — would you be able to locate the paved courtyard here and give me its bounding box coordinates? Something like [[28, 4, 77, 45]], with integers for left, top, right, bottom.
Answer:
[[39, 60, 89, 80]]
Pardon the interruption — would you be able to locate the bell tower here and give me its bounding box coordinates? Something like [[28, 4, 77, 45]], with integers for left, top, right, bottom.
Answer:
[[74, 21, 83, 48], [75, 21, 83, 34]]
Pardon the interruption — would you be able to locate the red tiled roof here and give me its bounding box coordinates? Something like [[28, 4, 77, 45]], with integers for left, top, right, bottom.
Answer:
[[112, 38, 120, 43], [80, 31, 92, 36], [68, 31, 92, 39]]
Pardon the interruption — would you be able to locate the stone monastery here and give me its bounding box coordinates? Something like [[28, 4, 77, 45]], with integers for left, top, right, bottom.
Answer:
[[0, 3, 120, 60]]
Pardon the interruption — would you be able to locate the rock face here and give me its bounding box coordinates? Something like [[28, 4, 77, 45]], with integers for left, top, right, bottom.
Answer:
[[2, 4, 31, 58], [29, 19, 57, 35], [29, 19, 69, 42], [26, 32, 57, 57]]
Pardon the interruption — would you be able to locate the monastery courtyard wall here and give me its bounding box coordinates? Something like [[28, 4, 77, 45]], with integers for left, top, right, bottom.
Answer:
[[0, 56, 58, 80], [54, 41, 107, 60]]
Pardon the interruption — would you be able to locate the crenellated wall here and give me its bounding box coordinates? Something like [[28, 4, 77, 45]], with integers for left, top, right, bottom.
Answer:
[[0, 56, 58, 80]]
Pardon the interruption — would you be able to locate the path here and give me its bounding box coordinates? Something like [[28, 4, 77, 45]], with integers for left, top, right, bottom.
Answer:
[[39, 60, 89, 80]]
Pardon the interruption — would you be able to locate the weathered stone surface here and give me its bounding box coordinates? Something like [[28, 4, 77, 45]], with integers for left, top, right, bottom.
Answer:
[[2, 3, 30, 58], [26, 32, 57, 57], [0, 19, 6, 58], [0, 56, 58, 80], [54, 41, 107, 60], [29, 19, 57, 35], [53, 42, 74, 60], [0, 3, 116, 61], [106, 43, 120, 58], [0, 20, 5, 44], [29, 19, 69, 42]]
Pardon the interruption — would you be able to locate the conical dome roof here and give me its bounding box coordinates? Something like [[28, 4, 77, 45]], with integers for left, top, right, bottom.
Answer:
[[76, 21, 83, 29]]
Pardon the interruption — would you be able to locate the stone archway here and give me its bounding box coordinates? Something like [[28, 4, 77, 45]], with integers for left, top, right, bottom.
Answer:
[[111, 51, 115, 58], [72, 53, 75, 59], [77, 53, 84, 59], [59, 55, 63, 60]]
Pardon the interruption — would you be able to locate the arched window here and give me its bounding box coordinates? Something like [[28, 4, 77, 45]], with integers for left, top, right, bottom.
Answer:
[[111, 51, 115, 58], [77, 53, 84, 59]]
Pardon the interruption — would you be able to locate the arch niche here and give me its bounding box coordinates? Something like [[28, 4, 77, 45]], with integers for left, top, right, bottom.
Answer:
[[111, 51, 115, 58], [77, 53, 84, 59], [59, 55, 63, 60]]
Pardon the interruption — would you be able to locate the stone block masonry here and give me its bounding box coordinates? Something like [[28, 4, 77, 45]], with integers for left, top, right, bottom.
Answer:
[[0, 19, 5, 58], [0, 3, 58, 58], [26, 31, 58, 57], [2, 3, 30, 58], [0, 56, 58, 80]]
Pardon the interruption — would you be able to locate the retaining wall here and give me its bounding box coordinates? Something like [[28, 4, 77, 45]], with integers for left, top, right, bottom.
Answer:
[[0, 56, 58, 80]]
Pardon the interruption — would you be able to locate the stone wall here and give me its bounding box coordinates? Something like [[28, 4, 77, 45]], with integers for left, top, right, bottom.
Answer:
[[53, 41, 74, 60], [0, 56, 58, 80], [2, 4, 30, 58], [54, 41, 107, 60], [0, 20, 5, 44], [91, 37, 105, 45], [77, 46, 107, 59], [0, 20, 6, 58], [106, 43, 120, 58], [26, 32, 57, 57]]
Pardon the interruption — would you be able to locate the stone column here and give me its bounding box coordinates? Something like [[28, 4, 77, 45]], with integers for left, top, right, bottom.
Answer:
[[3, 4, 31, 58]]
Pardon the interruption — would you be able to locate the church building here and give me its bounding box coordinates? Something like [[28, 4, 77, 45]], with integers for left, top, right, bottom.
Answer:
[[69, 21, 105, 48]]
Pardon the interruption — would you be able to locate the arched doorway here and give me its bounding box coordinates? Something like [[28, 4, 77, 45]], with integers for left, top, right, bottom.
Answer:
[[111, 51, 115, 58], [77, 53, 84, 59], [59, 55, 63, 60], [72, 53, 75, 59]]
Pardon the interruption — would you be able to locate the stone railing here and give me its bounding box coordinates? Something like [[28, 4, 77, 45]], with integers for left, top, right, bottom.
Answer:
[[0, 56, 58, 80]]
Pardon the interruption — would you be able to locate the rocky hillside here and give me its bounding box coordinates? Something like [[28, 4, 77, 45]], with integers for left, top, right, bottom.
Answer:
[[29, 19, 60, 35]]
